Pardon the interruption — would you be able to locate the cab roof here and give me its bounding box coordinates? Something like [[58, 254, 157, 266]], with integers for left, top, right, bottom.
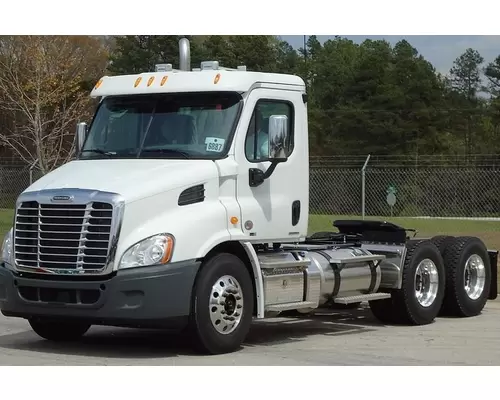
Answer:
[[90, 69, 306, 98]]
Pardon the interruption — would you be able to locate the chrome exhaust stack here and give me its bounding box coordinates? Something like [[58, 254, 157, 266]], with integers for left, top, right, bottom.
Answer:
[[179, 37, 191, 71]]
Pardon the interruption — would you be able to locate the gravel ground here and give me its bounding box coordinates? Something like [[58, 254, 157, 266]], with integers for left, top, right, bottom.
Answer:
[[0, 300, 499, 365]]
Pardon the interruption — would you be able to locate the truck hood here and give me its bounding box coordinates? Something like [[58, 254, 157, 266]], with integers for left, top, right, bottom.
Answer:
[[26, 159, 219, 203]]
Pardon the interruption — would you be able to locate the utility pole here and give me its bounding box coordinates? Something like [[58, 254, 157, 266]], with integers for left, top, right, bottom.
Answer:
[[303, 35, 308, 91]]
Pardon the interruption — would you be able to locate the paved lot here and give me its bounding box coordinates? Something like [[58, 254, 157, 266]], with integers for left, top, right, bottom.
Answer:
[[0, 300, 499, 365]]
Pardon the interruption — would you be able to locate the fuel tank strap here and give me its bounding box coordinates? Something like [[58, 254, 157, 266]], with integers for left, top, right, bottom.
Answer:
[[367, 261, 379, 293], [315, 250, 341, 297]]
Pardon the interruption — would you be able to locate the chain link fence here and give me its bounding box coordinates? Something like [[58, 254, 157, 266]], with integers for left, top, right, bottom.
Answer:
[[310, 155, 500, 219], [2, 155, 500, 219], [0, 161, 40, 209], [310, 167, 500, 218]]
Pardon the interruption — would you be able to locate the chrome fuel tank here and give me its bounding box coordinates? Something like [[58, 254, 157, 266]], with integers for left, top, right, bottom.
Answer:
[[257, 245, 388, 311], [306, 247, 384, 305]]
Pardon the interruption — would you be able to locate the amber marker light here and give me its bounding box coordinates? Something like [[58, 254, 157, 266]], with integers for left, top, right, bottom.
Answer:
[[134, 77, 142, 87], [147, 77, 155, 87], [161, 76, 168, 86], [214, 73, 221, 84], [230, 216, 239, 225], [161, 235, 175, 264]]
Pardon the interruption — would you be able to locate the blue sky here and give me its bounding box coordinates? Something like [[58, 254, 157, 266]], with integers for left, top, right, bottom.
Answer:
[[281, 35, 500, 75]]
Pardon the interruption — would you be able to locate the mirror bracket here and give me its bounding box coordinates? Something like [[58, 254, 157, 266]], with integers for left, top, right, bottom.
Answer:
[[248, 113, 290, 187], [249, 160, 283, 187]]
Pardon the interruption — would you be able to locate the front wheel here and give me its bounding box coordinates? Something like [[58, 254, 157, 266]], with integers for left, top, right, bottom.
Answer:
[[29, 319, 91, 342], [188, 253, 254, 355]]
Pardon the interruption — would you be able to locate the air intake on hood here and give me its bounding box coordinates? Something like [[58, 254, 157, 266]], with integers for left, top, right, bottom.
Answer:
[[178, 184, 205, 206]]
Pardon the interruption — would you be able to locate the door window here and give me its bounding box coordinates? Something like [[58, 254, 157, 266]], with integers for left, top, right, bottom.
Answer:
[[244, 100, 294, 162]]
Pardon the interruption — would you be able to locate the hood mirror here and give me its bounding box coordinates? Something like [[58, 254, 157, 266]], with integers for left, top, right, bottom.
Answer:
[[76, 122, 88, 153]]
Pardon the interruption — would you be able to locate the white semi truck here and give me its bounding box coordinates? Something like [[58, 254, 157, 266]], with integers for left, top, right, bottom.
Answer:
[[0, 39, 497, 354]]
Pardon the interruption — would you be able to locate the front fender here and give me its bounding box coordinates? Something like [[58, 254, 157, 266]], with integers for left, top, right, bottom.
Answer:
[[115, 187, 233, 269]]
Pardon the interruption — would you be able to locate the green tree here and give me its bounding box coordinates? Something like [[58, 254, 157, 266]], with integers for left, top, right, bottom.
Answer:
[[449, 48, 485, 155], [450, 48, 484, 100], [274, 39, 300, 74], [483, 55, 500, 149], [485, 55, 500, 97], [309, 36, 363, 154], [389, 40, 451, 155], [221, 35, 283, 72], [108, 35, 205, 74]]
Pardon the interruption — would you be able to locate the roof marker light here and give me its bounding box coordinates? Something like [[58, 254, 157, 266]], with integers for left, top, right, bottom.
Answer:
[[161, 76, 168, 86], [94, 79, 103, 89], [201, 61, 219, 70], [214, 73, 221, 84], [155, 63, 172, 72], [134, 77, 142, 88], [147, 77, 155, 87]]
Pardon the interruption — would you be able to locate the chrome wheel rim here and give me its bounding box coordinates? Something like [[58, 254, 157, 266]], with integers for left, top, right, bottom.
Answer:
[[464, 254, 486, 300], [209, 275, 244, 335], [414, 258, 439, 307]]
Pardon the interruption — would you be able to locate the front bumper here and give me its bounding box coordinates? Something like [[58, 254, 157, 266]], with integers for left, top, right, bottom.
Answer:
[[0, 260, 200, 329]]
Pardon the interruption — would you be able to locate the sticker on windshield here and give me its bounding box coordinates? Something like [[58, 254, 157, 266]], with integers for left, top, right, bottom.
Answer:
[[205, 137, 225, 152]]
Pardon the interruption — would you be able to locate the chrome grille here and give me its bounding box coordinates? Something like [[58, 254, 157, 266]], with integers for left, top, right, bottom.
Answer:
[[14, 201, 113, 273]]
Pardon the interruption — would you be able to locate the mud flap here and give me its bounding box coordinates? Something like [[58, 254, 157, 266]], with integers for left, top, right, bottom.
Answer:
[[488, 250, 498, 300]]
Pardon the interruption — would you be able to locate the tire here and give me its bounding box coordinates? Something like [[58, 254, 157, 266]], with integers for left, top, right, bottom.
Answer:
[[29, 319, 91, 342], [441, 236, 491, 317], [369, 297, 400, 324], [429, 235, 457, 316], [430, 235, 455, 255], [188, 253, 254, 355], [369, 239, 445, 325]]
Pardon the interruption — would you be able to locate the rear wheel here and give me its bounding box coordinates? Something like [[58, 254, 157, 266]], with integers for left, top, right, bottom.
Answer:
[[188, 253, 254, 355], [430, 235, 455, 255], [29, 319, 91, 342], [441, 236, 491, 317], [369, 240, 445, 325], [369, 297, 399, 324]]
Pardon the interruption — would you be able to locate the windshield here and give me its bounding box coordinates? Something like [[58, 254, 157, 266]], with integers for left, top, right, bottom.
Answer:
[[80, 92, 242, 160]]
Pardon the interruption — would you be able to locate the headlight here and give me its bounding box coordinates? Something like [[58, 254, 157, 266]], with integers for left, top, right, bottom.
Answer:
[[118, 233, 174, 270], [1, 228, 14, 266]]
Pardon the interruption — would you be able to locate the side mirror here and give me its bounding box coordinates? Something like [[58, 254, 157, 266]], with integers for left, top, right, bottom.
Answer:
[[248, 114, 289, 188], [268, 115, 289, 162], [76, 122, 88, 152]]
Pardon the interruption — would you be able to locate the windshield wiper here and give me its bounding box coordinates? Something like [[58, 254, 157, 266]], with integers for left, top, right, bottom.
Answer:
[[140, 148, 191, 159], [80, 149, 117, 156]]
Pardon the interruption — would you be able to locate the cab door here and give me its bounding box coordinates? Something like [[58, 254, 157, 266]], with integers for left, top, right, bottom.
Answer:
[[234, 87, 308, 242]]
